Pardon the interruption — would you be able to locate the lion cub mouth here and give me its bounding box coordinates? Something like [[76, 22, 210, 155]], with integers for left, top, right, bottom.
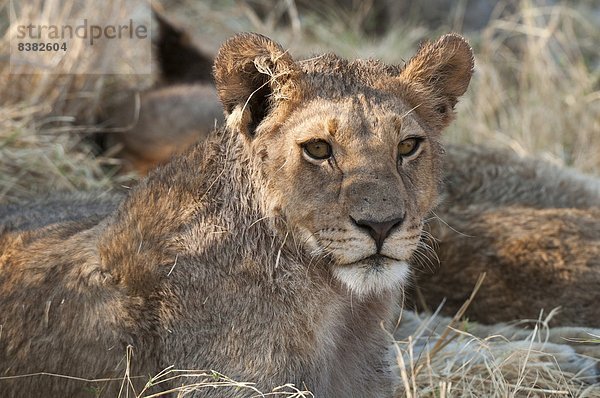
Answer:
[[347, 254, 397, 268], [332, 255, 410, 297]]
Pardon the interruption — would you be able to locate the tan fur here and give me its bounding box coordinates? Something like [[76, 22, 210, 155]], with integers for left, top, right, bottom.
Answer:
[[414, 145, 600, 327], [440, 145, 600, 210], [102, 84, 223, 174], [420, 205, 600, 325], [0, 33, 474, 397]]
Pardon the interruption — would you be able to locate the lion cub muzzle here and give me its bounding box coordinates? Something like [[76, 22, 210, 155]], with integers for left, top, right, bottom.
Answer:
[[327, 170, 414, 297], [345, 172, 406, 253]]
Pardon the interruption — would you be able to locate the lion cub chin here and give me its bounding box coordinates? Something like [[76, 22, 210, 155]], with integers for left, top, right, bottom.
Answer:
[[332, 257, 411, 297], [0, 32, 473, 397]]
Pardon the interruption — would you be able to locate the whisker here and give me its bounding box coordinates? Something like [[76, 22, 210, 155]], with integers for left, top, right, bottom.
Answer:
[[429, 210, 474, 238]]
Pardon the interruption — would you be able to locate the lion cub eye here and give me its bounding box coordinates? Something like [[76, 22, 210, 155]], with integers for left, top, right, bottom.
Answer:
[[302, 140, 332, 160], [397, 137, 421, 158]]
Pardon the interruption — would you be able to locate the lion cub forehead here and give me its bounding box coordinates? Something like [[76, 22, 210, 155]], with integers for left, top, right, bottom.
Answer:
[[300, 53, 401, 83], [296, 54, 406, 99], [288, 95, 420, 142]]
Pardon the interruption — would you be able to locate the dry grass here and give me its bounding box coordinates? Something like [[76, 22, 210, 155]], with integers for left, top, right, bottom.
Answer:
[[394, 275, 599, 397], [394, 312, 600, 398], [0, 0, 151, 203], [10, 308, 595, 397], [449, 2, 600, 174], [125, 368, 314, 397], [0, 0, 598, 396]]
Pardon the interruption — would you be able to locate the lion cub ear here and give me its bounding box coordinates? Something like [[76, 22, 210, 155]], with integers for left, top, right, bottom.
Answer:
[[214, 33, 300, 137], [400, 34, 474, 129]]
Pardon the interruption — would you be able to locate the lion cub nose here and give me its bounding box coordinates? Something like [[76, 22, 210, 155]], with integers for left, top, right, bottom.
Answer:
[[351, 216, 404, 252]]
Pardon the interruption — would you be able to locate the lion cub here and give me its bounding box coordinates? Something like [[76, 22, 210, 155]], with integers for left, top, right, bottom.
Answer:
[[0, 33, 473, 396]]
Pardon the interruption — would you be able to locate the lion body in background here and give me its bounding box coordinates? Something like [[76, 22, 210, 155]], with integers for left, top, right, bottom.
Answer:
[[97, 12, 223, 174], [1, 29, 477, 396], [416, 145, 600, 326], [100, 84, 223, 174]]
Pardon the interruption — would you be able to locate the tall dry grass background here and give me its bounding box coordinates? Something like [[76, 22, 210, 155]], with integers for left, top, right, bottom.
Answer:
[[0, 0, 599, 396]]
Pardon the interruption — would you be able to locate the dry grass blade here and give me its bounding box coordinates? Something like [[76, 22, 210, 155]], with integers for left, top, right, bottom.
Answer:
[[413, 272, 487, 377], [135, 368, 313, 398], [393, 271, 599, 397]]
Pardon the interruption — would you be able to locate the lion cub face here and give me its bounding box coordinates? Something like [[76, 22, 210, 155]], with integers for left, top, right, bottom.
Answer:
[[214, 33, 473, 296], [264, 98, 438, 296]]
